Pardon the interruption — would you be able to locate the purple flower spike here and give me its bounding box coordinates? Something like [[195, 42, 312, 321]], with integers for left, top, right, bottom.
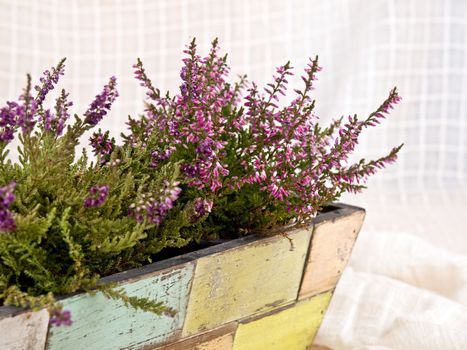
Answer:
[[83, 185, 109, 208], [35, 59, 66, 105], [49, 309, 73, 327], [0, 182, 17, 233], [84, 77, 119, 126], [0, 102, 21, 143]]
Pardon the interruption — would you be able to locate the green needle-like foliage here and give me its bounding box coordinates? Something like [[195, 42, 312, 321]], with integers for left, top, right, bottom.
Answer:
[[0, 60, 210, 323]]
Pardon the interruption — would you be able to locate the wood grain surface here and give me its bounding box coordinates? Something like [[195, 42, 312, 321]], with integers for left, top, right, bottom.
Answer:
[[0, 308, 49, 350], [299, 208, 365, 299], [153, 322, 237, 350]]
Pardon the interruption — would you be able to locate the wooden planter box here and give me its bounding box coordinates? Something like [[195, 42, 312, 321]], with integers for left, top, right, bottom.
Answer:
[[0, 203, 365, 350]]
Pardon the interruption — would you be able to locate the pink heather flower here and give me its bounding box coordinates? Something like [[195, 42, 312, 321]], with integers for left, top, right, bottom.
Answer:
[[380, 87, 402, 113], [0, 182, 16, 233], [323, 88, 403, 175], [264, 182, 289, 201], [89, 130, 115, 161], [190, 198, 213, 223], [129, 181, 181, 225], [335, 144, 403, 191], [84, 76, 118, 126], [133, 58, 160, 101], [83, 185, 109, 208], [150, 146, 175, 168], [49, 309, 72, 327]]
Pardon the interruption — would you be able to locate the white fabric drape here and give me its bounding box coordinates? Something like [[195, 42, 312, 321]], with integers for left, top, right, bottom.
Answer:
[[315, 231, 467, 349]]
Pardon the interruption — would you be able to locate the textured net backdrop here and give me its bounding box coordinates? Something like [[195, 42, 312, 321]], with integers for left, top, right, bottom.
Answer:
[[0, 0, 466, 251]]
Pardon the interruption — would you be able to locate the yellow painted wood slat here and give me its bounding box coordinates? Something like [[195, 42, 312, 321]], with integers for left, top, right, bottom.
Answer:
[[182, 228, 312, 336], [232, 291, 333, 350]]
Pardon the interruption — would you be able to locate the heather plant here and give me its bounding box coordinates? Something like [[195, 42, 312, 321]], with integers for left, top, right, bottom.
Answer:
[[126, 38, 402, 238], [0, 38, 402, 326], [0, 60, 212, 324]]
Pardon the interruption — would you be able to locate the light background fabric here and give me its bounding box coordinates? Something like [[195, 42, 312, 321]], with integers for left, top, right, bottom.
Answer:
[[0, 0, 466, 348]]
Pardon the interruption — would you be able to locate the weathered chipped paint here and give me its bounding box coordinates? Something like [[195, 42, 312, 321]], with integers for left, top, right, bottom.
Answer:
[[0, 309, 49, 350], [299, 209, 365, 299], [182, 228, 312, 336], [232, 292, 333, 350], [47, 262, 194, 350]]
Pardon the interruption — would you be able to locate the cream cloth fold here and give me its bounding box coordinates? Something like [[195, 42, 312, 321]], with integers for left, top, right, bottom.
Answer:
[[315, 231, 467, 349]]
